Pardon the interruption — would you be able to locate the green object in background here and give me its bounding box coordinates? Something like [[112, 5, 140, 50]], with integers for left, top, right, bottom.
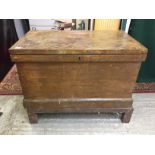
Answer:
[[129, 19, 155, 82], [120, 19, 127, 31]]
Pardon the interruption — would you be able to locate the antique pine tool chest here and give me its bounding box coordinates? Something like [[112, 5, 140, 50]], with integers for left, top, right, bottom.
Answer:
[[9, 30, 148, 123]]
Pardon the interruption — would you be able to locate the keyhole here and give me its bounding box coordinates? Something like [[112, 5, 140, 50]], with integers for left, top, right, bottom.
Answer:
[[78, 56, 81, 61]]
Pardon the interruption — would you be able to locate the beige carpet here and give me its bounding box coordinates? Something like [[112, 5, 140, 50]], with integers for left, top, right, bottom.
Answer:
[[0, 93, 155, 135]]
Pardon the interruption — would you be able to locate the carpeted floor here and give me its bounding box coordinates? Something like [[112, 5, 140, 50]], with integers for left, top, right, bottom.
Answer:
[[0, 93, 155, 135], [0, 65, 155, 95], [0, 65, 22, 95]]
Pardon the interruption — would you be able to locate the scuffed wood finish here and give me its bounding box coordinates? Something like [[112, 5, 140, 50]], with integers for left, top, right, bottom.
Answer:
[[10, 30, 147, 55], [24, 98, 133, 110], [9, 30, 148, 123]]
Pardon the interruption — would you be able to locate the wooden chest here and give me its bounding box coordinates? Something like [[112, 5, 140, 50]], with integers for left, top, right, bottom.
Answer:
[[9, 30, 147, 123]]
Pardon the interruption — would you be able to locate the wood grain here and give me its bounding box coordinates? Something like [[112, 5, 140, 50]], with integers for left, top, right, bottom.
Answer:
[[16, 62, 141, 99], [9, 30, 148, 123], [11, 54, 146, 62], [10, 30, 147, 55]]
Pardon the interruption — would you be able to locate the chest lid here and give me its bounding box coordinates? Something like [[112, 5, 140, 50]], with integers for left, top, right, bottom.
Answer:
[[9, 30, 147, 55]]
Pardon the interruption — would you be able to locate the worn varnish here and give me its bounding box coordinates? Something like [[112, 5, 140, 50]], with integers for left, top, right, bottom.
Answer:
[[9, 30, 148, 123]]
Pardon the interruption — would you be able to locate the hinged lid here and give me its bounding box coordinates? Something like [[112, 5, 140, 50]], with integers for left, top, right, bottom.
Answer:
[[9, 30, 147, 55]]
